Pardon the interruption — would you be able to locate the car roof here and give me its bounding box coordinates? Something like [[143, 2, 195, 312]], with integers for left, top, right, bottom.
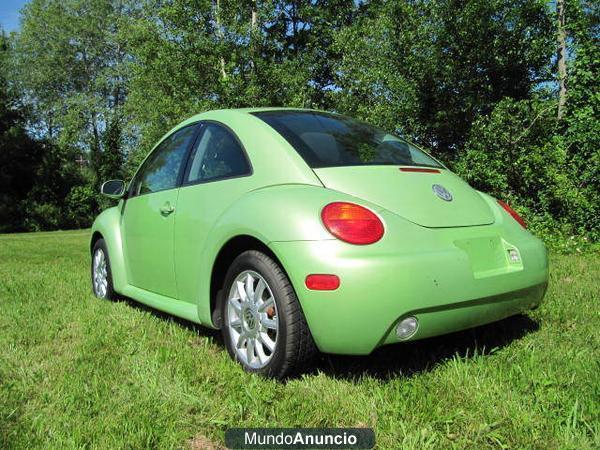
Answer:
[[145, 107, 325, 188], [171, 107, 337, 135], [222, 107, 318, 113], [200, 106, 334, 116]]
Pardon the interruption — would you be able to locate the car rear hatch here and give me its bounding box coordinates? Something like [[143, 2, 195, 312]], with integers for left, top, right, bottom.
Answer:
[[314, 166, 494, 228]]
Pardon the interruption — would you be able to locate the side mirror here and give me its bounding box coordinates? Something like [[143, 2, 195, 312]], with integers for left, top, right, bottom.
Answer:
[[100, 179, 126, 199]]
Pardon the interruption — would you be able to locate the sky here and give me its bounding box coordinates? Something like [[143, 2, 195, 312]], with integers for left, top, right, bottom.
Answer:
[[0, 0, 28, 33]]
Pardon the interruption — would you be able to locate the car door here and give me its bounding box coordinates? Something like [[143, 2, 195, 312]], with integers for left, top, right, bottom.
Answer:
[[174, 121, 254, 306], [122, 124, 199, 298]]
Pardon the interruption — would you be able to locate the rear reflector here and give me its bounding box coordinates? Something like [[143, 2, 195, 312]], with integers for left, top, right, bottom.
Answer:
[[399, 167, 441, 173], [305, 274, 340, 291], [497, 200, 527, 228]]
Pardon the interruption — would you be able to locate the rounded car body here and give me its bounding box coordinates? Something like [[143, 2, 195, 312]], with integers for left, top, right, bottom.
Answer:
[[90, 108, 549, 377]]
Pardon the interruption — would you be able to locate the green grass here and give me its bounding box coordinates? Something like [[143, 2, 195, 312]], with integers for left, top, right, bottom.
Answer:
[[0, 230, 598, 449]]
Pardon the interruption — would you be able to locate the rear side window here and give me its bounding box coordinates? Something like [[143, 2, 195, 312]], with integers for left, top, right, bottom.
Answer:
[[131, 124, 197, 196], [253, 110, 442, 169], [184, 123, 250, 184]]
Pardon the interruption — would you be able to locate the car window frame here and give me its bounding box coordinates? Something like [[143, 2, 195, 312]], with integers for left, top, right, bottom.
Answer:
[[127, 122, 203, 199], [180, 120, 253, 188]]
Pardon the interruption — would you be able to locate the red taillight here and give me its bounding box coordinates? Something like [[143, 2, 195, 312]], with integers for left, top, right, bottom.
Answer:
[[497, 200, 527, 228], [321, 202, 384, 245], [305, 274, 340, 290]]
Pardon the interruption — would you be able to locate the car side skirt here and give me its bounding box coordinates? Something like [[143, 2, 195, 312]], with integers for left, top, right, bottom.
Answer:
[[121, 284, 202, 324]]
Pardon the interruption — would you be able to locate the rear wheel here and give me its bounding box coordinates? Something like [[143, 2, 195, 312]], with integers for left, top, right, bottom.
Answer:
[[91, 239, 116, 300], [221, 250, 317, 379]]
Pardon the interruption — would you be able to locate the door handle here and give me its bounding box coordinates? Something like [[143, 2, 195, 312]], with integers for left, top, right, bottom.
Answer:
[[159, 202, 175, 216]]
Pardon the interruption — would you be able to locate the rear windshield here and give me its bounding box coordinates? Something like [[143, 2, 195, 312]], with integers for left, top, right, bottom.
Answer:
[[252, 110, 443, 169]]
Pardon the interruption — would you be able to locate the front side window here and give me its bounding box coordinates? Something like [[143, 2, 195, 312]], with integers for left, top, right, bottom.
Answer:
[[184, 122, 250, 184], [252, 110, 443, 169], [132, 125, 197, 196]]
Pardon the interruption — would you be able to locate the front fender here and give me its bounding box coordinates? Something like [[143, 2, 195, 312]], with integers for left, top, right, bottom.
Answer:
[[91, 204, 127, 293]]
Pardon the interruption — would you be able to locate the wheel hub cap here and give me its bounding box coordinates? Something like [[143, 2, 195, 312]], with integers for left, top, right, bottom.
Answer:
[[243, 308, 257, 332]]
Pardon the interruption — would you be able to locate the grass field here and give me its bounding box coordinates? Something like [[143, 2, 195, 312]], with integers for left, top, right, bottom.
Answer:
[[0, 230, 598, 449]]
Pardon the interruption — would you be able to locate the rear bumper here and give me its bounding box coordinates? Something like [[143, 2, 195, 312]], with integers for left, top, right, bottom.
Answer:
[[269, 211, 549, 355], [378, 282, 547, 346]]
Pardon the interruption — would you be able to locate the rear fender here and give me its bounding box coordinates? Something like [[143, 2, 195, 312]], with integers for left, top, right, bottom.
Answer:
[[195, 184, 379, 325]]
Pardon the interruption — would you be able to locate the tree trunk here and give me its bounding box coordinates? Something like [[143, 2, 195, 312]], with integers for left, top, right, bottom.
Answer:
[[250, 0, 258, 73], [557, 0, 567, 119], [215, 0, 227, 80], [251, 1, 258, 29]]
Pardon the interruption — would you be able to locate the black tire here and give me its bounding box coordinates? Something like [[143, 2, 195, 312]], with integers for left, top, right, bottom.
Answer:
[[91, 238, 117, 300], [221, 250, 317, 379]]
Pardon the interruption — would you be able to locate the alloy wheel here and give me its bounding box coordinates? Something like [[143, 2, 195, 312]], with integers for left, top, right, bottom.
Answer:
[[226, 270, 279, 369], [93, 248, 108, 298]]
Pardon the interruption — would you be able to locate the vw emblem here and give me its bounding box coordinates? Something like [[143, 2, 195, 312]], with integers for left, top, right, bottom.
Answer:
[[432, 184, 453, 202]]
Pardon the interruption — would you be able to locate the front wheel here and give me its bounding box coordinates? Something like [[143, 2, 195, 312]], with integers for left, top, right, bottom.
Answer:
[[221, 250, 317, 379], [91, 238, 117, 300]]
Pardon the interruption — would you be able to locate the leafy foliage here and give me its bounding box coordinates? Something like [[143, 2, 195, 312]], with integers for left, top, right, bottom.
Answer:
[[124, 0, 356, 169], [11, 0, 135, 177], [562, 0, 600, 241], [0, 0, 598, 250], [332, 0, 555, 157], [454, 98, 596, 250], [455, 0, 599, 250], [0, 31, 84, 232]]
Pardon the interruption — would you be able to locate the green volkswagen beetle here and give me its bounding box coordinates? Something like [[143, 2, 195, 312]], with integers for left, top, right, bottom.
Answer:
[[91, 108, 548, 378]]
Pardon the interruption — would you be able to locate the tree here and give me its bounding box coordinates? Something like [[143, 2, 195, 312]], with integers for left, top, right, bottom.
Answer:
[[562, 0, 600, 238], [0, 31, 44, 232], [124, 0, 357, 170], [454, 0, 600, 245], [11, 0, 140, 183], [332, 0, 555, 159], [0, 30, 90, 232]]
